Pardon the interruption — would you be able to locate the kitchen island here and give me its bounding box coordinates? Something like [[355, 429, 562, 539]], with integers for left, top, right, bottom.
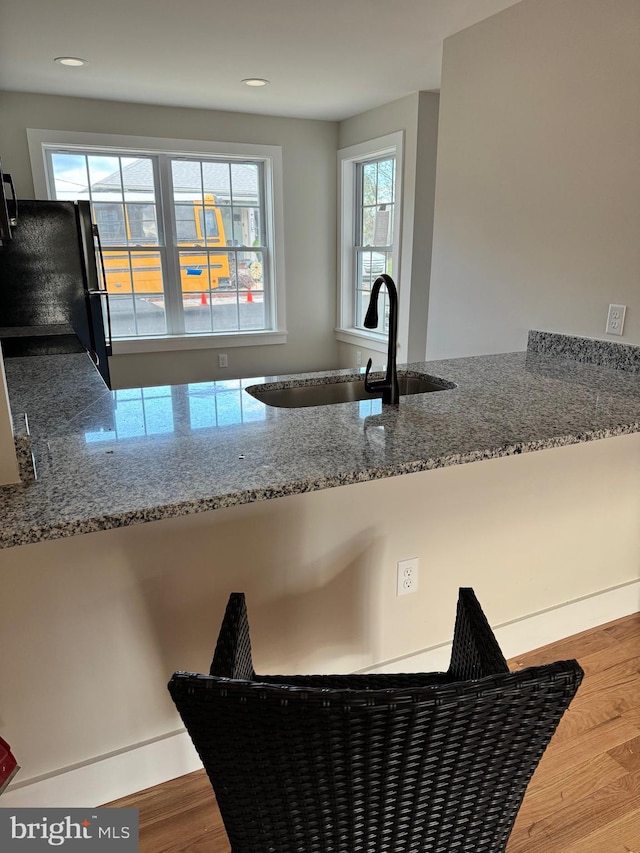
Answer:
[[1, 330, 639, 808], [2, 330, 640, 549]]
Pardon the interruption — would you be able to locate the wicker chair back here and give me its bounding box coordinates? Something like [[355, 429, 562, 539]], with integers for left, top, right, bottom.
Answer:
[[169, 588, 583, 853]]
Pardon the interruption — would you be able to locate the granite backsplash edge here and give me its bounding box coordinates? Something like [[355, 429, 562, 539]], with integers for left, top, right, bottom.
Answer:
[[528, 331, 640, 372]]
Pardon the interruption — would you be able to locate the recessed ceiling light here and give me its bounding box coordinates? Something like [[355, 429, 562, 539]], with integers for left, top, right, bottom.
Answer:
[[241, 78, 269, 87], [54, 57, 88, 67]]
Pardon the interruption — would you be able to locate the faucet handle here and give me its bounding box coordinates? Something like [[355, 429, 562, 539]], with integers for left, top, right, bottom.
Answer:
[[364, 358, 374, 392]]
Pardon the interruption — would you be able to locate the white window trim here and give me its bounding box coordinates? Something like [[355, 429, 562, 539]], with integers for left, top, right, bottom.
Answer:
[[336, 131, 403, 354], [111, 331, 287, 355], [27, 128, 287, 352]]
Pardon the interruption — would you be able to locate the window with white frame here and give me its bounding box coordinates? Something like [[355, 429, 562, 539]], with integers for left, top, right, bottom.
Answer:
[[337, 132, 403, 348], [29, 130, 286, 348]]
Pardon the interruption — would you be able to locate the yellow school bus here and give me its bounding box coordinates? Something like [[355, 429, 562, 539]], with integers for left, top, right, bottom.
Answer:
[[95, 194, 230, 295]]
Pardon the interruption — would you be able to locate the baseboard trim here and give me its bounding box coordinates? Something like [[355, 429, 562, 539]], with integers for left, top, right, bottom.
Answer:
[[364, 578, 640, 674], [4, 578, 639, 808], [1, 729, 201, 809]]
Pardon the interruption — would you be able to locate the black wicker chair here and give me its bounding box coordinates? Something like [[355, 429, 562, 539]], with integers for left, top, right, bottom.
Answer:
[[169, 589, 583, 853]]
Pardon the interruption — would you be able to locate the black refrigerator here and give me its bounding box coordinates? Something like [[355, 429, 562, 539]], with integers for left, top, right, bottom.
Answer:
[[0, 199, 112, 387]]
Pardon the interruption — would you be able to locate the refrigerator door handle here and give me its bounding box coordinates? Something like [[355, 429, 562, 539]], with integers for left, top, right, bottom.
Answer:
[[93, 224, 113, 348], [2, 173, 17, 226]]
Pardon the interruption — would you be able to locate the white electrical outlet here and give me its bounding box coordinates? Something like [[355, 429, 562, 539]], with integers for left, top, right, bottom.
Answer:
[[606, 304, 626, 336], [397, 558, 419, 596], [218, 353, 228, 368], [356, 350, 362, 367]]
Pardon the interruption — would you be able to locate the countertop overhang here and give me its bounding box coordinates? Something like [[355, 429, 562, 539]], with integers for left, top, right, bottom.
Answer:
[[2, 331, 640, 549]]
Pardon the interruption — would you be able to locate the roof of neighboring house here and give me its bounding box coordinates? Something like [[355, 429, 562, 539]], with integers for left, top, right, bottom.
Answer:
[[92, 158, 260, 203]]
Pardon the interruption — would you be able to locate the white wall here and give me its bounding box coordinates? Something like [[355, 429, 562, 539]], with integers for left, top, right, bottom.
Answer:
[[337, 91, 439, 367], [1, 434, 639, 804], [428, 0, 640, 359], [0, 91, 340, 386]]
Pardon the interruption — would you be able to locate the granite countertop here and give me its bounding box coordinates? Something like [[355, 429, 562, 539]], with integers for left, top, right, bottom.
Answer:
[[0, 323, 86, 357], [1, 330, 640, 549], [0, 324, 75, 337]]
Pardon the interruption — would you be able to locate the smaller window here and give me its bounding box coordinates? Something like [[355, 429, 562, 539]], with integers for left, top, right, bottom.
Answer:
[[337, 132, 403, 350], [354, 156, 396, 332]]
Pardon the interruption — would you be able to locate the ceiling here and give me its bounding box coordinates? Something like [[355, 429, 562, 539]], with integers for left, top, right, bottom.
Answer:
[[0, 0, 522, 122]]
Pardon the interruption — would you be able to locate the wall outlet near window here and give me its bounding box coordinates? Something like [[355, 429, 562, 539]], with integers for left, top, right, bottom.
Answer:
[[356, 350, 362, 367], [606, 304, 626, 336], [397, 558, 419, 596], [218, 353, 228, 368]]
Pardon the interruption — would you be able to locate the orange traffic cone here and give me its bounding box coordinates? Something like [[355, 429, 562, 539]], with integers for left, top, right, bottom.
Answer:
[[201, 292, 208, 305]]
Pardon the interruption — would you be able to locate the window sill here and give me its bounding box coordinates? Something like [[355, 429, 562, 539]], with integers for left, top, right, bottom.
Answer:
[[111, 331, 287, 355], [334, 327, 388, 354]]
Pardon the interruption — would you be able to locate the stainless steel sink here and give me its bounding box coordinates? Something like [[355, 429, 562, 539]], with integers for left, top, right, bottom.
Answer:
[[246, 374, 454, 408]]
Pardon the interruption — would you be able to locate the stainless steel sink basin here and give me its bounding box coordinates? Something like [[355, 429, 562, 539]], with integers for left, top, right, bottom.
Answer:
[[246, 374, 454, 408]]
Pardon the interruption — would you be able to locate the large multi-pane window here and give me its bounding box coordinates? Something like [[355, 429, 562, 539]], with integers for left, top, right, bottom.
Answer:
[[45, 148, 272, 339], [337, 133, 402, 346]]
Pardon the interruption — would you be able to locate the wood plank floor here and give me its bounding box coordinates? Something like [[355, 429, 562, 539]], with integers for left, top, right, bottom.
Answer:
[[106, 611, 640, 853]]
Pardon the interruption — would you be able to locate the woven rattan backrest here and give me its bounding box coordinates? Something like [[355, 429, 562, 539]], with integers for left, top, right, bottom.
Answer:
[[170, 590, 584, 853], [209, 592, 255, 679], [448, 587, 509, 680]]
